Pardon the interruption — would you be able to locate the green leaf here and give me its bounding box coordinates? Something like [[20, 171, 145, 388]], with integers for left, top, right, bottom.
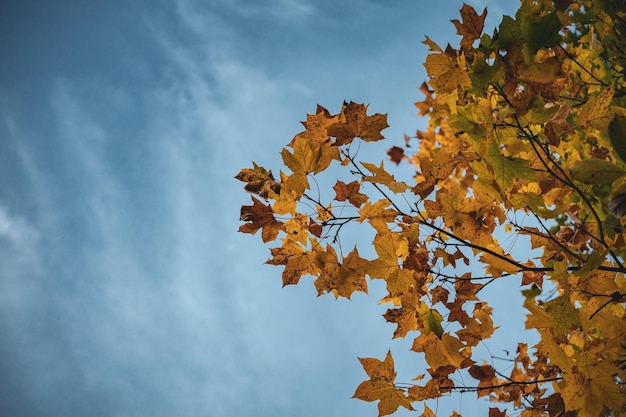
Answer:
[[574, 249, 609, 278], [421, 308, 444, 338], [484, 140, 535, 189], [519, 9, 562, 54], [494, 15, 521, 50], [470, 53, 504, 92], [569, 159, 626, 185], [609, 114, 626, 163], [609, 182, 626, 217]]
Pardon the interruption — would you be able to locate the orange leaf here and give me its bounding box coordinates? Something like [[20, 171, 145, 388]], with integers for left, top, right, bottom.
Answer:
[[489, 408, 506, 417]]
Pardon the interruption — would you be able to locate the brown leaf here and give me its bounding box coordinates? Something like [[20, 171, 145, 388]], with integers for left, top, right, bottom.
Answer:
[[468, 364, 496, 381], [239, 197, 283, 242], [327, 101, 389, 146], [451, 4, 487, 50], [544, 105, 573, 146], [488, 407, 507, 417], [235, 163, 281, 198], [333, 180, 368, 207], [266, 240, 318, 286], [313, 246, 368, 299], [387, 146, 405, 165], [308, 218, 323, 238]]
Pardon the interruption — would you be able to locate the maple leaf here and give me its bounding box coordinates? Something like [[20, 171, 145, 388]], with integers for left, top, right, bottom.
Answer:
[[468, 364, 499, 397], [569, 159, 626, 185], [488, 408, 506, 417], [353, 351, 415, 417], [313, 245, 368, 299], [358, 199, 399, 232], [424, 48, 471, 94], [281, 135, 338, 177], [333, 180, 368, 207], [451, 4, 487, 51], [361, 161, 409, 193], [235, 162, 281, 198], [415, 82, 436, 117], [411, 332, 467, 370], [383, 296, 420, 338], [576, 86, 614, 130], [239, 197, 283, 242], [292, 104, 338, 144], [327, 101, 389, 146], [266, 240, 319, 286], [387, 146, 405, 165], [544, 105, 574, 146]]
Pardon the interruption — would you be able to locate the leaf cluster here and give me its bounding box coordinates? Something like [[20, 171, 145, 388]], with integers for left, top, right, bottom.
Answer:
[[237, 1, 626, 416]]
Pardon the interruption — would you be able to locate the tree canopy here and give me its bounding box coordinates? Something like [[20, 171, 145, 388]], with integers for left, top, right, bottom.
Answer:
[[236, 1, 626, 416]]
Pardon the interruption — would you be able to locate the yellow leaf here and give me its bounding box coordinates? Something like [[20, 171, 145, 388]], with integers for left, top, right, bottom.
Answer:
[[420, 404, 436, 417], [266, 239, 318, 286], [353, 351, 415, 416], [313, 245, 368, 299], [424, 51, 472, 94], [411, 333, 467, 369], [576, 86, 614, 130], [361, 161, 410, 193], [327, 101, 389, 145]]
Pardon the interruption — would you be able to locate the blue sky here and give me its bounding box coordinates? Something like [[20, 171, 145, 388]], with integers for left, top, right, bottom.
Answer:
[[0, 1, 524, 416]]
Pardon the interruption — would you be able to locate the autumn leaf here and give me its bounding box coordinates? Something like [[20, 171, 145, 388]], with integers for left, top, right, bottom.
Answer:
[[361, 161, 409, 193], [424, 49, 471, 94], [333, 180, 368, 207], [569, 159, 626, 185], [266, 239, 319, 286], [327, 101, 389, 146], [544, 105, 574, 146], [387, 146, 405, 165], [358, 199, 399, 232], [235, 162, 281, 198], [576, 86, 614, 130], [411, 332, 467, 370], [418, 305, 444, 338], [419, 404, 436, 417], [281, 134, 338, 176], [488, 408, 506, 417], [239, 197, 283, 242], [353, 351, 415, 416], [451, 4, 487, 51], [292, 104, 338, 144], [313, 245, 368, 299]]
